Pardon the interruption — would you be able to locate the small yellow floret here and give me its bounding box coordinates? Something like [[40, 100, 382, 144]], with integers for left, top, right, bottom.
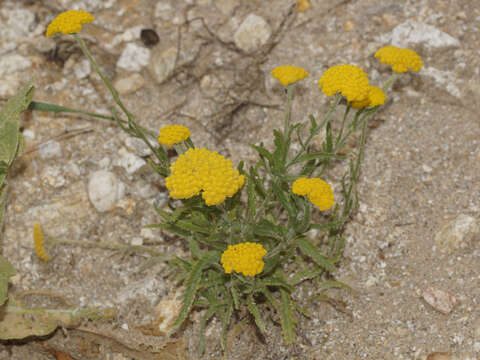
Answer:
[[374, 46, 423, 73], [318, 64, 370, 103], [271, 65, 309, 86], [351, 86, 386, 109], [221, 242, 267, 277], [165, 148, 245, 206], [46, 10, 94, 37], [158, 125, 191, 147], [33, 223, 51, 262], [292, 177, 334, 211]]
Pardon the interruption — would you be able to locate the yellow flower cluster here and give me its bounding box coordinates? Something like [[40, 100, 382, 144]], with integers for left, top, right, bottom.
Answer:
[[292, 177, 335, 211], [351, 85, 386, 109], [33, 223, 51, 262], [46, 10, 94, 37], [318, 64, 370, 103], [271, 65, 309, 86], [165, 148, 245, 206], [374, 46, 423, 73], [158, 125, 191, 147], [221, 242, 267, 277]]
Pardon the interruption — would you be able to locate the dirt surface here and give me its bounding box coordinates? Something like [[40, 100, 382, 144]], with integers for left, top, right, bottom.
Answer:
[[1, 0, 479, 359]]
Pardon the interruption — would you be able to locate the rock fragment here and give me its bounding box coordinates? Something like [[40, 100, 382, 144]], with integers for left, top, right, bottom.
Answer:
[[117, 43, 150, 72], [88, 170, 125, 212], [435, 214, 480, 253], [422, 287, 458, 314], [233, 14, 271, 52]]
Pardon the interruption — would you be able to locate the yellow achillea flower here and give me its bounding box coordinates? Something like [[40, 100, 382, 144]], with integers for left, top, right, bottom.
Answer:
[[292, 177, 335, 211], [46, 10, 94, 37], [351, 86, 386, 109], [221, 242, 267, 277], [165, 148, 245, 206], [158, 125, 191, 147], [33, 223, 52, 262], [374, 46, 423, 73], [318, 64, 370, 103], [271, 65, 309, 86]]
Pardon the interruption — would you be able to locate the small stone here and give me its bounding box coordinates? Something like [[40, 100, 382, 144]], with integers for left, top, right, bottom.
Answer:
[[383, 20, 460, 48], [215, 0, 240, 15], [114, 73, 146, 95], [130, 237, 143, 246], [0, 54, 31, 78], [425, 353, 453, 360], [42, 166, 66, 188], [435, 214, 480, 252], [422, 287, 458, 314], [124, 136, 152, 157], [422, 67, 461, 99], [233, 14, 271, 52], [344, 20, 355, 31], [88, 170, 125, 212], [73, 58, 91, 79], [154, 2, 174, 20], [107, 26, 143, 50], [155, 293, 183, 335], [121, 323, 129, 331], [38, 140, 62, 159], [117, 43, 150, 72], [148, 47, 177, 84], [6, 9, 36, 35], [113, 147, 146, 174]]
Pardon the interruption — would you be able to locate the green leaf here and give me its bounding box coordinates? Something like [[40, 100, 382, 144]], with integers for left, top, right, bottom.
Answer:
[[271, 182, 295, 220], [297, 238, 337, 273], [294, 197, 311, 234], [172, 251, 220, 329], [324, 120, 333, 153], [290, 152, 344, 165], [249, 143, 274, 168], [220, 302, 233, 351], [28, 101, 114, 121], [197, 305, 218, 356], [253, 219, 284, 240], [246, 294, 266, 334], [279, 288, 296, 344], [246, 177, 256, 218], [0, 80, 34, 168], [230, 285, 240, 310], [0, 255, 15, 306], [290, 268, 323, 286], [260, 277, 294, 292], [320, 280, 353, 292]]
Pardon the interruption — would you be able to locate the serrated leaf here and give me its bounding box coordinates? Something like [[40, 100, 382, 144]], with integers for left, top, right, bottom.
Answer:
[[290, 268, 323, 286], [246, 177, 256, 218], [0, 299, 115, 340], [290, 152, 343, 165], [246, 294, 266, 334], [260, 277, 294, 292], [253, 219, 283, 240], [0, 80, 34, 167], [230, 285, 240, 310], [249, 143, 274, 167], [197, 305, 218, 356], [0, 255, 15, 306], [271, 182, 295, 220], [279, 288, 296, 344], [220, 302, 233, 351], [294, 197, 311, 233], [297, 238, 337, 273], [172, 252, 220, 329]]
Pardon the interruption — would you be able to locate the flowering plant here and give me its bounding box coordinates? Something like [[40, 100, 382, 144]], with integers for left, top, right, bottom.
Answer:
[[1, 9, 423, 356]]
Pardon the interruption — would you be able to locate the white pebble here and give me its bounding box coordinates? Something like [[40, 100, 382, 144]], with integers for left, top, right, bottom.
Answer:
[[88, 170, 124, 212], [117, 43, 150, 72], [38, 140, 62, 159], [233, 14, 271, 52]]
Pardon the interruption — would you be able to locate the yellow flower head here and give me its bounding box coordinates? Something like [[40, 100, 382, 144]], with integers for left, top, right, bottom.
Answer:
[[221, 242, 267, 277], [46, 10, 94, 37], [374, 46, 423, 73], [33, 223, 52, 262], [351, 85, 386, 109], [271, 65, 309, 86], [158, 125, 191, 147], [318, 64, 370, 103], [165, 148, 245, 206], [292, 177, 335, 211]]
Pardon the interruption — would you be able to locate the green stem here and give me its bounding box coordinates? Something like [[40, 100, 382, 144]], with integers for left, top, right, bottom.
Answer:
[[73, 34, 162, 163], [383, 74, 398, 92], [284, 85, 293, 139]]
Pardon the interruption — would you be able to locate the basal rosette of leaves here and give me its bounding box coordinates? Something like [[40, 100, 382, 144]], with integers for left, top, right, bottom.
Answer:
[[13, 10, 423, 356]]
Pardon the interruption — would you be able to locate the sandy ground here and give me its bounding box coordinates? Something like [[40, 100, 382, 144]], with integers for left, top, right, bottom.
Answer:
[[0, 0, 479, 359]]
